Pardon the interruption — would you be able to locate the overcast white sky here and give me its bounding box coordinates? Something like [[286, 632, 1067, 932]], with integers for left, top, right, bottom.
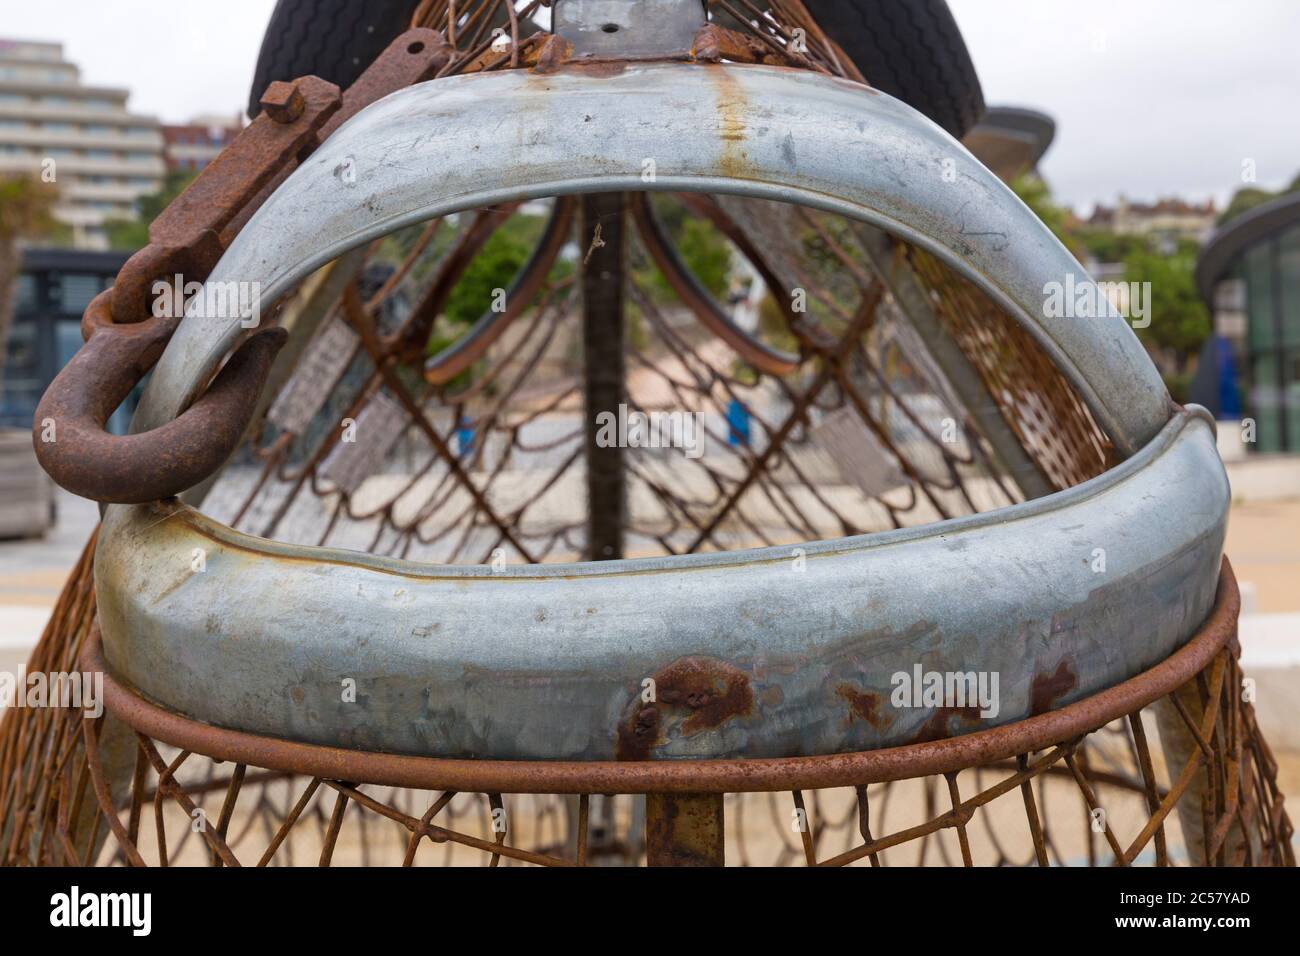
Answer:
[[3, 0, 1297, 211]]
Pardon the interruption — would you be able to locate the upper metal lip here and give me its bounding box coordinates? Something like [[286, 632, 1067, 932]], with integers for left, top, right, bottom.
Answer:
[[127, 61, 1168, 457]]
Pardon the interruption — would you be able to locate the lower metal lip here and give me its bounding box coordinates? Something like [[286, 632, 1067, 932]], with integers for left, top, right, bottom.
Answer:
[[95, 407, 1228, 761]]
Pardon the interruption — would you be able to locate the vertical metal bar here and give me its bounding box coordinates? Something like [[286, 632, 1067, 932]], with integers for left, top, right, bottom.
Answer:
[[944, 771, 974, 866], [581, 191, 627, 561], [318, 786, 350, 867], [791, 789, 816, 865], [645, 792, 725, 867], [1128, 712, 1169, 865], [853, 784, 882, 866], [576, 793, 589, 866], [575, 192, 636, 862]]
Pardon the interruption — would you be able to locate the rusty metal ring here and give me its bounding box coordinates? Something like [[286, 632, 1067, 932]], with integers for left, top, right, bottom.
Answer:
[[34, 290, 287, 504], [81, 559, 1239, 794], [629, 192, 801, 376], [423, 196, 578, 384]]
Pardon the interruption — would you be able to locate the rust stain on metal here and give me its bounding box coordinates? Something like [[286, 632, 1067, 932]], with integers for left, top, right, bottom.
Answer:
[[836, 684, 893, 730], [617, 706, 661, 762], [1030, 660, 1078, 716], [705, 66, 752, 181], [657, 657, 754, 734], [645, 792, 725, 867], [531, 35, 572, 74], [561, 60, 629, 79], [909, 705, 984, 744], [617, 656, 754, 759], [692, 24, 799, 67]]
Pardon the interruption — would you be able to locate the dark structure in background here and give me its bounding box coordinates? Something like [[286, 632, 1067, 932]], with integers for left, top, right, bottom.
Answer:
[[962, 106, 1055, 183], [2, 248, 129, 429], [1195, 192, 1300, 452]]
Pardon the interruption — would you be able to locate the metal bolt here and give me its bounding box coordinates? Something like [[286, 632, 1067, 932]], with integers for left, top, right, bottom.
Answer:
[[260, 81, 306, 124]]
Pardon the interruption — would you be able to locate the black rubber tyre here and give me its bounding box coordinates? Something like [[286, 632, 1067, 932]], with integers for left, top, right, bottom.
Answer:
[[246, 0, 423, 118], [247, 0, 985, 138], [812, 0, 985, 139]]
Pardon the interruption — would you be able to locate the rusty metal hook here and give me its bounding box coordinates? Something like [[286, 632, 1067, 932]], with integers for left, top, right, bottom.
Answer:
[[34, 290, 287, 504]]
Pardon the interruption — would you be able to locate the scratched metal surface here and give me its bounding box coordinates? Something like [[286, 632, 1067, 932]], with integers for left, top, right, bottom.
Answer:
[[129, 61, 1168, 454], [95, 408, 1226, 760]]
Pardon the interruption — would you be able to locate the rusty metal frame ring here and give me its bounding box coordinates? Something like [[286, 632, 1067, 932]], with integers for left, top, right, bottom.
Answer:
[[629, 191, 801, 376], [94, 61, 1219, 763], [84, 560, 1240, 793], [95, 406, 1227, 760]]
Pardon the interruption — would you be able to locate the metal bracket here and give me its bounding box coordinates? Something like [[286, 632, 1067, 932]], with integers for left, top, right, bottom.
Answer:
[[553, 0, 707, 60]]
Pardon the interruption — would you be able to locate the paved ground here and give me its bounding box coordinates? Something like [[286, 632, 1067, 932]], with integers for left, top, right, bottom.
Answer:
[[0, 490, 97, 673], [1224, 497, 1300, 614]]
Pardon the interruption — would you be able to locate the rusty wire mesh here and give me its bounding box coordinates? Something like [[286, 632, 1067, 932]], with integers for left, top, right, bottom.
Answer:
[[0, 544, 1291, 867], [0, 0, 1291, 867], [201, 190, 1099, 564]]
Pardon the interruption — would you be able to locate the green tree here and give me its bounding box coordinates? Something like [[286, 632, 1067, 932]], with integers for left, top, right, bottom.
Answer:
[[425, 212, 570, 388], [1217, 170, 1300, 227], [0, 174, 60, 395], [1124, 244, 1209, 384], [1072, 228, 1147, 264], [441, 219, 537, 329], [1218, 187, 1279, 226], [637, 196, 733, 303]]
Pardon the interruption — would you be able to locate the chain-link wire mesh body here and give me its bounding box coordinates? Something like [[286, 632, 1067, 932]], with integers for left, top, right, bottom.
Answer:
[[1, 0, 1290, 866]]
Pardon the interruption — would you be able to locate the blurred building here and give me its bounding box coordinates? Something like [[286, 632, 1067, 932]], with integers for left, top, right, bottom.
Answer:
[[162, 114, 241, 172], [0, 38, 165, 249], [1194, 191, 1300, 453], [1087, 196, 1217, 246]]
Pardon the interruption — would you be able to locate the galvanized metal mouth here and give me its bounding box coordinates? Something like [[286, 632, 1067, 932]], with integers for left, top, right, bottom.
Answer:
[[91, 60, 1226, 765], [120, 406, 1212, 581]]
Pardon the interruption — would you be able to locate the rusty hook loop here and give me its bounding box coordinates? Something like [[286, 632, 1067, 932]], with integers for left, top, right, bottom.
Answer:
[[33, 290, 287, 504]]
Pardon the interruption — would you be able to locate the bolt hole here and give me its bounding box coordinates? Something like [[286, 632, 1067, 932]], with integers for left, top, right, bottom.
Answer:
[[408, 41, 425, 54], [601, 23, 619, 34]]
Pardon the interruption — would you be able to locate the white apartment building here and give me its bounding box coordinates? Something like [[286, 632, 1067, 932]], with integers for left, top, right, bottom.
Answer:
[[0, 38, 165, 249]]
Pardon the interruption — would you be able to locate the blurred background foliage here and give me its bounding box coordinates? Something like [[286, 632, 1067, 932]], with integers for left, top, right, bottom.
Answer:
[[1013, 172, 1219, 401]]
